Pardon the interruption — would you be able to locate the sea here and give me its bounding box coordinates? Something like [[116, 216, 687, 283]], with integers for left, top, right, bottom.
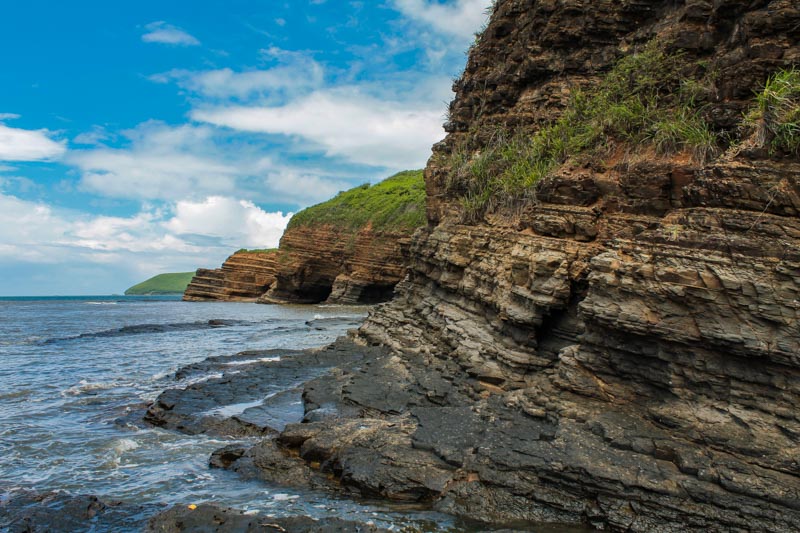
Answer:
[[0, 295, 465, 531]]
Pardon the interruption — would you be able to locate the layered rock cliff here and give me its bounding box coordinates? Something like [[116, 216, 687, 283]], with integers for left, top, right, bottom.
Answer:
[[260, 170, 426, 304], [259, 225, 411, 304], [184, 170, 426, 304], [183, 250, 278, 302], [225, 1, 800, 531]]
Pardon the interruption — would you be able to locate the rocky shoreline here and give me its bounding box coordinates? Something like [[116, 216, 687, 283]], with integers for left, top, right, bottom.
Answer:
[[141, 333, 597, 532], [2, 326, 591, 532]]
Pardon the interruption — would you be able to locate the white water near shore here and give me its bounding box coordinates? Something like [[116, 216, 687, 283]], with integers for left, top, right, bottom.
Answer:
[[0, 296, 459, 530]]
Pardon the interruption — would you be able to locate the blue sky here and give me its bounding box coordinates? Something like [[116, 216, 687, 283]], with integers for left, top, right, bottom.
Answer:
[[0, 0, 490, 295]]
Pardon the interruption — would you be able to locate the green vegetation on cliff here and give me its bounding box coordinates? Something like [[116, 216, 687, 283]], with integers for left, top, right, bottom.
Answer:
[[445, 42, 720, 221], [744, 68, 800, 155], [235, 248, 278, 254], [287, 170, 426, 231], [125, 272, 195, 295]]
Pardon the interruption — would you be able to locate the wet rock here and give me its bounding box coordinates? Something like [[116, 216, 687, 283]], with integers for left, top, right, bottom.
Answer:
[[0, 490, 152, 532], [146, 503, 390, 532], [144, 339, 383, 436], [210, 439, 333, 491]]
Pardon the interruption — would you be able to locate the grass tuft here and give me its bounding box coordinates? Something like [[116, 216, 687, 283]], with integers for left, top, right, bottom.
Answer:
[[743, 68, 800, 155]]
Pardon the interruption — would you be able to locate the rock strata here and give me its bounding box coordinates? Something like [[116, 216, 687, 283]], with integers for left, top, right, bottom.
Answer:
[[184, 170, 426, 304], [209, 1, 800, 531], [341, 0, 800, 530], [259, 225, 412, 305], [163, 1, 800, 530], [183, 250, 278, 302]]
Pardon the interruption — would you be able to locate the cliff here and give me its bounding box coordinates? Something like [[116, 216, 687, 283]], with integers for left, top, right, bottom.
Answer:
[[183, 250, 278, 302], [183, 170, 426, 304], [229, 1, 800, 531]]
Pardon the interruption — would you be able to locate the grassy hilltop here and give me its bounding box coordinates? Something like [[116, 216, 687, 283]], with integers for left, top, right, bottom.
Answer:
[[125, 272, 196, 295], [287, 169, 426, 232]]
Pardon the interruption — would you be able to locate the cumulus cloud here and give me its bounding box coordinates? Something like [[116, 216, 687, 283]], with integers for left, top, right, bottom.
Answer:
[[141, 21, 200, 46], [165, 196, 292, 248], [392, 0, 492, 39], [0, 122, 66, 162], [0, 193, 67, 263], [69, 120, 369, 206], [192, 88, 444, 168]]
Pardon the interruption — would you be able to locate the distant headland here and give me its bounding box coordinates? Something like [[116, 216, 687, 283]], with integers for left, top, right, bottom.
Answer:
[[124, 272, 195, 295]]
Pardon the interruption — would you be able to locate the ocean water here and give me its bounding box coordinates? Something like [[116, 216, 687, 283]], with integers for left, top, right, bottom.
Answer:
[[0, 296, 461, 530]]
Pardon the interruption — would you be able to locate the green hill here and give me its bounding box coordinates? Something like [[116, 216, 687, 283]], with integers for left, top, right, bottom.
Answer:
[[286, 169, 426, 232], [124, 272, 196, 295]]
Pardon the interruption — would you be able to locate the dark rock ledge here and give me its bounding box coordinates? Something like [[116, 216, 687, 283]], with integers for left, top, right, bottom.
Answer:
[[141, 336, 597, 532]]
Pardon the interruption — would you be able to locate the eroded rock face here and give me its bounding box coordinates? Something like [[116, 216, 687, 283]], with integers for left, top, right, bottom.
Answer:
[[183, 251, 278, 302], [260, 225, 411, 305], [183, 226, 412, 304], [259, 0, 800, 531]]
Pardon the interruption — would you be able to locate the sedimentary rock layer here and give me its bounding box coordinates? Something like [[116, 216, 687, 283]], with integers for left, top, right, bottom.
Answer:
[[182, 227, 412, 305], [183, 251, 278, 302], [228, 1, 800, 531], [184, 171, 425, 304], [259, 225, 412, 305]]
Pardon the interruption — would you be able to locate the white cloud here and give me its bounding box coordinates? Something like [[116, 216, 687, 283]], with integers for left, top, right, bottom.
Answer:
[[0, 122, 66, 162], [68, 120, 375, 206], [392, 0, 492, 39], [192, 88, 444, 168], [69, 121, 240, 200], [73, 126, 112, 146], [141, 21, 200, 46], [0, 191, 291, 287], [263, 169, 351, 205], [150, 47, 324, 100], [0, 193, 67, 263], [165, 196, 292, 248]]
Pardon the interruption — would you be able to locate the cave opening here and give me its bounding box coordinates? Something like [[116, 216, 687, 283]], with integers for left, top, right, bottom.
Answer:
[[357, 284, 397, 304]]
